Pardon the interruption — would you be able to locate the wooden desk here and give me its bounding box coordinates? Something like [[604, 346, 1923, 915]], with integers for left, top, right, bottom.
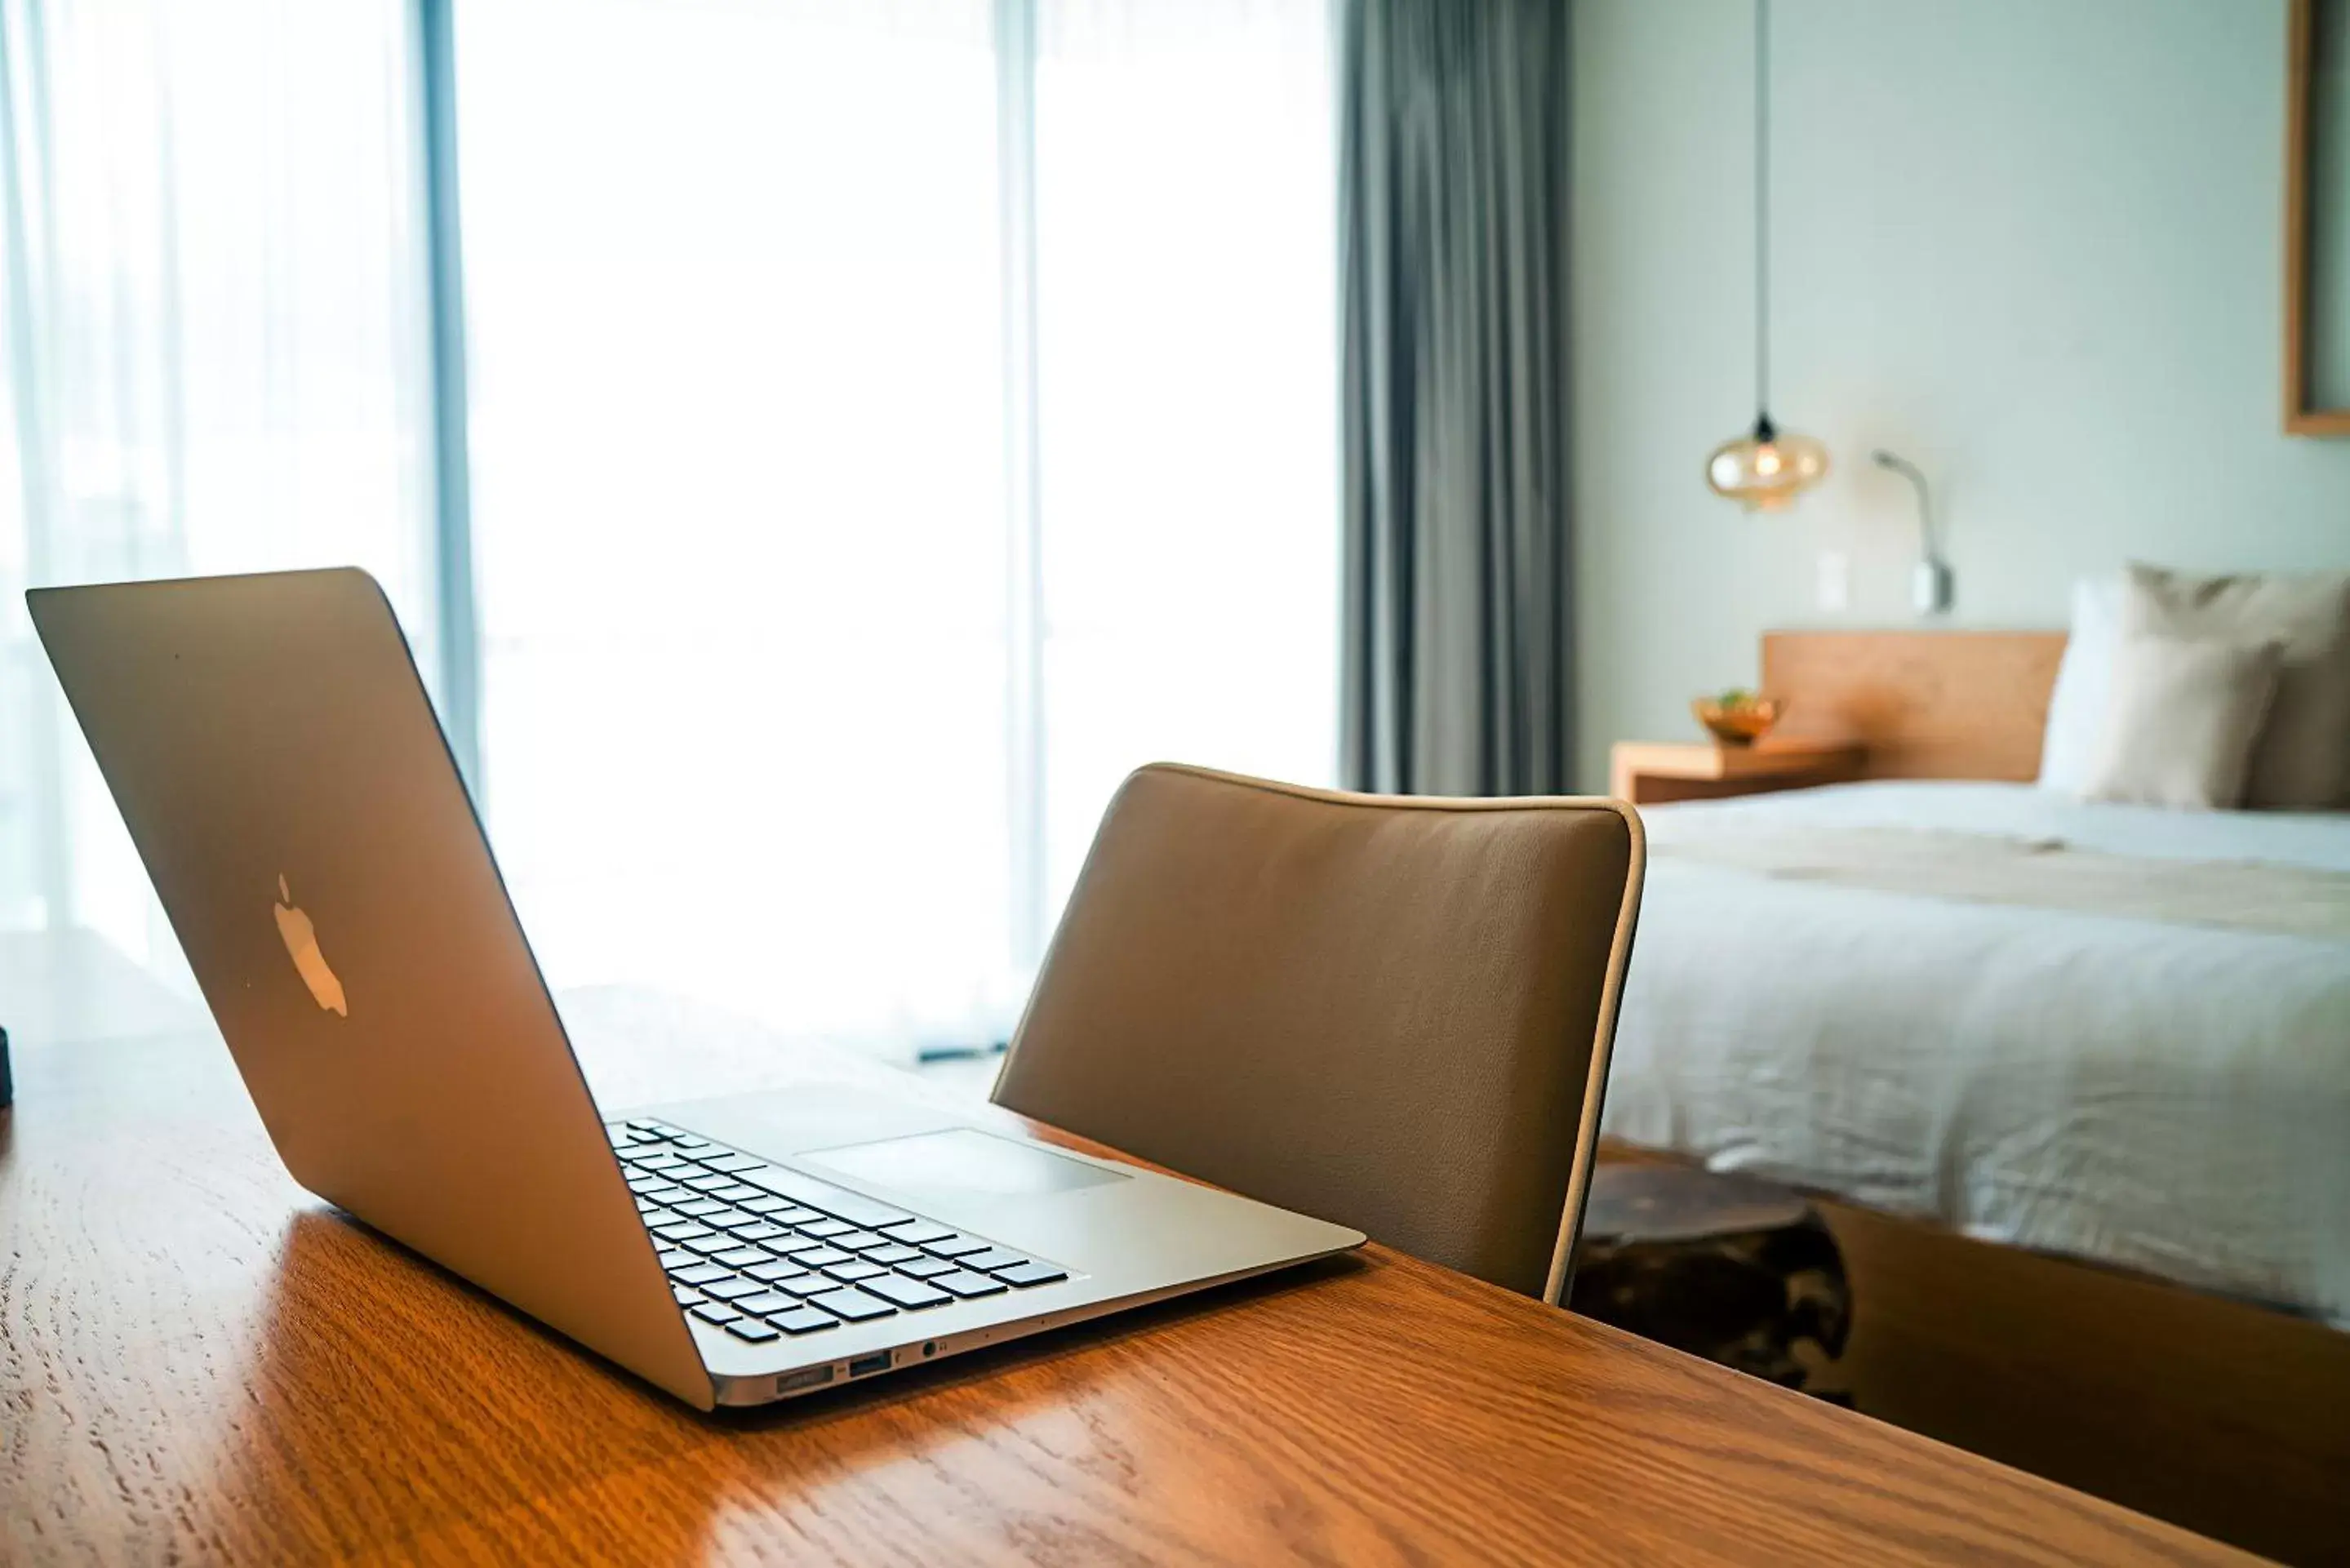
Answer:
[[0, 990, 2242, 1564]]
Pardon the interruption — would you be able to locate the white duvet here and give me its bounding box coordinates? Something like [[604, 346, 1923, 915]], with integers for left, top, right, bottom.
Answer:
[[1601, 781, 2350, 1327]]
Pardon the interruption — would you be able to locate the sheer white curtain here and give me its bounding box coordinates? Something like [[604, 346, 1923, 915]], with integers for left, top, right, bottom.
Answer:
[[0, 0, 437, 994], [455, 0, 1017, 1051]]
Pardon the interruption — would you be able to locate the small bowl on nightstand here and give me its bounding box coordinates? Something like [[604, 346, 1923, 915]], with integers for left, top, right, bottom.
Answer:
[[1692, 692, 1784, 746]]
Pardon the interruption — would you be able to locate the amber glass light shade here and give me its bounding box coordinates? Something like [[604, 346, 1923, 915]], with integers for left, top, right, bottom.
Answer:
[[1705, 420, 1828, 512]]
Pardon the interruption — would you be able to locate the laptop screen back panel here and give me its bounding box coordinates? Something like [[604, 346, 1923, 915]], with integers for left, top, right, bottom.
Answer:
[[30, 569, 711, 1408]]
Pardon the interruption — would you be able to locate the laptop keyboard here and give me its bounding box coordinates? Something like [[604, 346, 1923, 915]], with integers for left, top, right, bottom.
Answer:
[[607, 1119, 1073, 1347]]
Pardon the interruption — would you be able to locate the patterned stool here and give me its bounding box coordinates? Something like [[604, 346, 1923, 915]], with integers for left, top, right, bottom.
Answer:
[[1568, 1163, 1852, 1402]]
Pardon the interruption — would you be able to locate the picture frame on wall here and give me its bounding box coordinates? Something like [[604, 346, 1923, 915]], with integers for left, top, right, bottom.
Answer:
[[2287, 0, 2350, 433]]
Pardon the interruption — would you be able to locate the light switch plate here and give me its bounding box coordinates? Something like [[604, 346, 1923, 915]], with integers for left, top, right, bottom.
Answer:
[[1816, 550, 1850, 613]]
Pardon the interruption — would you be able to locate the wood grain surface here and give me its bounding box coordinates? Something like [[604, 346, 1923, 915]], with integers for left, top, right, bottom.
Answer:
[[0, 987, 2248, 1566], [1762, 630, 2068, 782]]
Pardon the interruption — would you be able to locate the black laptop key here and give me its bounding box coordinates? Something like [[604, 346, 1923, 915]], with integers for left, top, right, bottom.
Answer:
[[723, 1318, 780, 1343], [930, 1269, 1007, 1299], [672, 1262, 732, 1286], [687, 1302, 740, 1325], [919, 1234, 991, 1259], [997, 1261, 1069, 1288], [789, 1246, 853, 1271], [713, 1247, 771, 1268], [862, 1274, 952, 1309], [865, 1244, 922, 1266], [771, 1306, 840, 1335], [958, 1248, 1031, 1273], [895, 1256, 957, 1279], [704, 1277, 766, 1300], [877, 1219, 955, 1246], [807, 1288, 896, 1322]]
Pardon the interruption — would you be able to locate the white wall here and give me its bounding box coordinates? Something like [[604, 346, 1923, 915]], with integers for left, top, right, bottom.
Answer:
[[1570, 0, 2350, 788]]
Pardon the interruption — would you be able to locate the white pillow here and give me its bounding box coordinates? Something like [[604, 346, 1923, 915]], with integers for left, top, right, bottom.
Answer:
[[2081, 633, 2283, 810], [2037, 575, 2123, 795], [2121, 564, 2350, 809]]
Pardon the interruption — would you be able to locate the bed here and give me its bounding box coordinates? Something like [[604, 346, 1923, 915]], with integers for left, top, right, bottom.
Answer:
[[1594, 630, 2350, 1564], [1606, 778, 2350, 1326]]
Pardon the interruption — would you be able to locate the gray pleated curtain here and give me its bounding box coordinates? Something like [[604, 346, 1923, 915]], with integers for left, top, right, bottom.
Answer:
[[1340, 0, 1571, 797]]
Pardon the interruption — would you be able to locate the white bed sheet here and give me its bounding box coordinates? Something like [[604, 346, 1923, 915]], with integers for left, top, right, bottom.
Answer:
[[1601, 782, 2350, 1326]]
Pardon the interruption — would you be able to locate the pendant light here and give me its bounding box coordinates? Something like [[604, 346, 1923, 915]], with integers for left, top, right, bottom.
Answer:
[[1707, 0, 1828, 511]]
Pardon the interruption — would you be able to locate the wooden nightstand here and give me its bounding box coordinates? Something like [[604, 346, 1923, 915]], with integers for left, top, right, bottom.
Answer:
[[1609, 738, 1864, 806]]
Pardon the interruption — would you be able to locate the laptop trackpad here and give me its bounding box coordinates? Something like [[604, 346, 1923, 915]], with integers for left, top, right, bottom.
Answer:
[[803, 1128, 1127, 1206]]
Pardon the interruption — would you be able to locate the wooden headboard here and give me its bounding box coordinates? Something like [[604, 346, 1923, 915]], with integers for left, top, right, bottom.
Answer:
[[1761, 630, 2068, 782]]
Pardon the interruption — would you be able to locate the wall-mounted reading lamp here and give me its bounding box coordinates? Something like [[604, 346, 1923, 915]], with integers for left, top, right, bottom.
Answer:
[[1870, 450, 1953, 615]]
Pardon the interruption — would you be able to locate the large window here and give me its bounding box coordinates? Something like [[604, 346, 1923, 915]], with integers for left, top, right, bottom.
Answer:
[[1, 0, 1338, 1059], [455, 0, 1014, 1051], [457, 0, 1337, 1054]]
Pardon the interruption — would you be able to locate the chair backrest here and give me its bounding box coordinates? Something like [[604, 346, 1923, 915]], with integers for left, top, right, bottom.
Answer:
[[993, 763, 1645, 1302]]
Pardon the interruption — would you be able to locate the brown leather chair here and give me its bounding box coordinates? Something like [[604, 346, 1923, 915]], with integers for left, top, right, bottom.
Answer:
[[993, 763, 1645, 1303]]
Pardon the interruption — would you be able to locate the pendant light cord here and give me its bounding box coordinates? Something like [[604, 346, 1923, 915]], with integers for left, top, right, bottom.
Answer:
[[1754, 0, 1770, 424]]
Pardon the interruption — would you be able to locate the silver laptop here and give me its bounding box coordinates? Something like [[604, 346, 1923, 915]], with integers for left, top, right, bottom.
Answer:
[[30, 567, 1363, 1410]]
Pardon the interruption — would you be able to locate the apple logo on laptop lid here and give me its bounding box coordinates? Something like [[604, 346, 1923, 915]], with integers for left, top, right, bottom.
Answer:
[[274, 873, 348, 1018]]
